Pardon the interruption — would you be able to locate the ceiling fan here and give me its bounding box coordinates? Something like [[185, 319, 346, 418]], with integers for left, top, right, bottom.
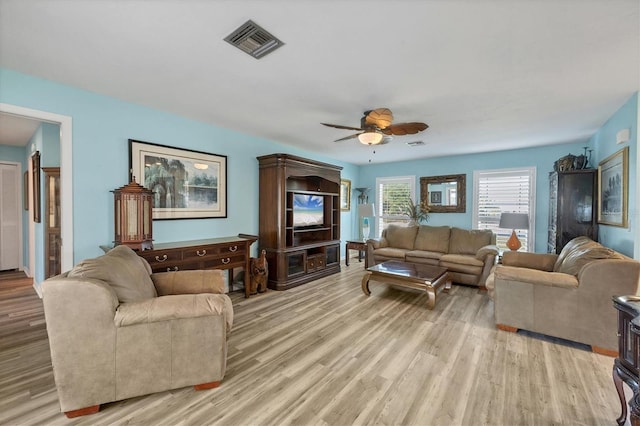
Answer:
[[321, 108, 428, 145]]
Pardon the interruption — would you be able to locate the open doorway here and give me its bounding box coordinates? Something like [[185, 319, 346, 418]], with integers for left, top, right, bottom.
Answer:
[[0, 103, 73, 291]]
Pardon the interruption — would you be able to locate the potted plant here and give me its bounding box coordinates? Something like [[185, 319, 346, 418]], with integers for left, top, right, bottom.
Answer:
[[402, 197, 429, 225]]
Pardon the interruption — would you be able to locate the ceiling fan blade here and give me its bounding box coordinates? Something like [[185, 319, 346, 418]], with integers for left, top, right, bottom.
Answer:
[[381, 122, 428, 136], [364, 108, 394, 129], [333, 133, 362, 142], [321, 123, 364, 131]]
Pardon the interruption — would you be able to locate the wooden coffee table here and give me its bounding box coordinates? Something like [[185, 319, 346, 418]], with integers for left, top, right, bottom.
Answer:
[[361, 260, 451, 309]]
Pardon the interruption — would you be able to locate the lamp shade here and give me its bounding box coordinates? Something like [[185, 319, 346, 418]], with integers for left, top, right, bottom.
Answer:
[[358, 203, 375, 217], [358, 131, 383, 145], [499, 213, 529, 230]]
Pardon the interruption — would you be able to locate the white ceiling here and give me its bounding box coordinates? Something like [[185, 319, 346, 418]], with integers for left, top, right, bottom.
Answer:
[[0, 113, 41, 146], [0, 0, 638, 164]]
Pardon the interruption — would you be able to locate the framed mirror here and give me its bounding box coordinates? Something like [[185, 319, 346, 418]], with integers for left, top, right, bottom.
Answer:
[[420, 174, 466, 213]]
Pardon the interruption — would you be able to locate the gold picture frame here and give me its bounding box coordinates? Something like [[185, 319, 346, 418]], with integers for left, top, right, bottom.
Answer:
[[340, 179, 351, 211], [598, 146, 628, 227], [129, 139, 227, 220]]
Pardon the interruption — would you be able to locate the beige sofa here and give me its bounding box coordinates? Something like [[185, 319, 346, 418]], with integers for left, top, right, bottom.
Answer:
[[42, 245, 233, 417], [486, 236, 640, 354], [366, 224, 498, 287]]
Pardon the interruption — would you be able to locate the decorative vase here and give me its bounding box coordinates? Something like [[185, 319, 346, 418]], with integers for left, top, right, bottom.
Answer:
[[362, 217, 370, 242]]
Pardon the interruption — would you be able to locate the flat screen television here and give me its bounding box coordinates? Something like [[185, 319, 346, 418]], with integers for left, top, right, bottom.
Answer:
[[293, 194, 324, 227]]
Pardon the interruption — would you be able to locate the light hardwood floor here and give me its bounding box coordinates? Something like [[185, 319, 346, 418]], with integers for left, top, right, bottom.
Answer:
[[0, 262, 628, 425]]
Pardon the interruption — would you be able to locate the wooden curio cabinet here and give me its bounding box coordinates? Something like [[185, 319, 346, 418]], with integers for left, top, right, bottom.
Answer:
[[613, 296, 640, 426], [257, 154, 342, 290], [547, 169, 598, 254], [43, 167, 61, 278]]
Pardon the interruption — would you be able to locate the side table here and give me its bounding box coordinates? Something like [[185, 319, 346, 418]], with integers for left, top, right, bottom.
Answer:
[[345, 240, 367, 267]]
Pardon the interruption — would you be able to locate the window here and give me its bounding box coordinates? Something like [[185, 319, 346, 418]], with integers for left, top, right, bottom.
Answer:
[[375, 176, 415, 237], [473, 167, 536, 252]]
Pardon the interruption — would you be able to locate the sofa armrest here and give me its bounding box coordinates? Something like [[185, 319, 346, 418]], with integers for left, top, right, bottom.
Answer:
[[578, 259, 640, 295], [114, 293, 234, 333], [151, 269, 226, 296], [494, 265, 578, 288], [366, 238, 384, 267], [501, 251, 558, 271], [366, 238, 385, 249], [475, 244, 499, 260]]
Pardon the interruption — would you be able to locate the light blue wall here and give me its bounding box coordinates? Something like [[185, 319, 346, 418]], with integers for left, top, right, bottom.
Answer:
[[588, 92, 638, 256], [26, 126, 45, 281], [0, 68, 357, 273], [0, 144, 26, 163], [1, 67, 636, 272], [41, 122, 60, 167], [357, 142, 592, 253]]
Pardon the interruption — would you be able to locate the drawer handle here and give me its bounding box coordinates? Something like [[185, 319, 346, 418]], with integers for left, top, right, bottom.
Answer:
[[155, 254, 168, 263], [222, 258, 231, 264], [167, 266, 178, 272], [229, 245, 238, 252], [196, 249, 207, 257]]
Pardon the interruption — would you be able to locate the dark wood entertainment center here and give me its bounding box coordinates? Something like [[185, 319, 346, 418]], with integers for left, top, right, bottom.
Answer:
[[257, 153, 342, 290]]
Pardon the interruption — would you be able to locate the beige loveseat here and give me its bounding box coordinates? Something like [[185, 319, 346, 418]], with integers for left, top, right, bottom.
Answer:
[[366, 225, 498, 287], [42, 245, 233, 418], [486, 237, 640, 354]]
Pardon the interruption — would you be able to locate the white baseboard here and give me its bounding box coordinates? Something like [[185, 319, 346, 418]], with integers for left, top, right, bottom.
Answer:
[[33, 281, 42, 299]]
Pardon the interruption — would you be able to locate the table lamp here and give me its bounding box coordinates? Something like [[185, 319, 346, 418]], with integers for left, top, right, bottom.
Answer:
[[499, 212, 529, 251], [358, 203, 375, 242]]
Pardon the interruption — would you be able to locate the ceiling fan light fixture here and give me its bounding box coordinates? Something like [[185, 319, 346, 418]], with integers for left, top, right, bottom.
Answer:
[[358, 131, 383, 145]]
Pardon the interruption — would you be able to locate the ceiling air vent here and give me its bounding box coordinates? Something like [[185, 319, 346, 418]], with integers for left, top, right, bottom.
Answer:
[[406, 141, 425, 147], [224, 20, 284, 59]]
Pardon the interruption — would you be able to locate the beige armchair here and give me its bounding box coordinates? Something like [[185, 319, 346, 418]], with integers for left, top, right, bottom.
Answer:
[[42, 245, 233, 418], [486, 237, 640, 354]]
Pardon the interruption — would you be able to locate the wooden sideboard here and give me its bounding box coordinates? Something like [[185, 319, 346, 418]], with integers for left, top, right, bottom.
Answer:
[[613, 295, 640, 426], [135, 235, 258, 298]]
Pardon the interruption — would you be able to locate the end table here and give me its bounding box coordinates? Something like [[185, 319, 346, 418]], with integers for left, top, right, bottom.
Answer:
[[345, 240, 368, 267]]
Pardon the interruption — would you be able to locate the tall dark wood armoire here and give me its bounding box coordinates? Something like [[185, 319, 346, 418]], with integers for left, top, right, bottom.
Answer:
[[257, 154, 342, 290], [548, 169, 598, 254]]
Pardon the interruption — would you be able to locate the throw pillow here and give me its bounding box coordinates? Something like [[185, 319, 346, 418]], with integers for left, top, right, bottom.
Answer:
[[68, 245, 157, 302]]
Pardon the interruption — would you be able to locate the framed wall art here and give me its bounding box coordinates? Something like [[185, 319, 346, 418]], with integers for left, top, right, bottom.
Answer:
[[31, 151, 41, 223], [129, 139, 227, 220], [23, 171, 29, 211], [340, 179, 351, 211], [430, 191, 442, 204], [597, 146, 628, 227]]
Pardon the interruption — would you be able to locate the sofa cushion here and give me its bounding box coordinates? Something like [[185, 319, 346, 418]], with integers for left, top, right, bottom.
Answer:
[[494, 265, 579, 289], [384, 225, 419, 250], [68, 245, 157, 303], [413, 225, 451, 253], [439, 253, 485, 268], [553, 236, 596, 271], [556, 243, 624, 277], [372, 247, 410, 260], [449, 228, 493, 255], [405, 250, 443, 262]]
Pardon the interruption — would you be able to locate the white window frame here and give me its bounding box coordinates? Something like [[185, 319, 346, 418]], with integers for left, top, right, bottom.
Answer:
[[473, 167, 536, 252], [374, 175, 416, 237]]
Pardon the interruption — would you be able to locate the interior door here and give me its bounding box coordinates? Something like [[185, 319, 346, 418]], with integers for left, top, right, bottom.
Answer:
[[0, 163, 20, 271]]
